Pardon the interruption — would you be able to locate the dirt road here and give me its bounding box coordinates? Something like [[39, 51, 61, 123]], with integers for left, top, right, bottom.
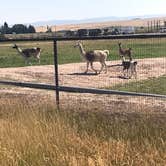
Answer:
[[0, 57, 166, 112]]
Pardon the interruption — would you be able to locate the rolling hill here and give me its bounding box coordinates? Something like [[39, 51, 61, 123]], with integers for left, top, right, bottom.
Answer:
[[35, 15, 166, 32]]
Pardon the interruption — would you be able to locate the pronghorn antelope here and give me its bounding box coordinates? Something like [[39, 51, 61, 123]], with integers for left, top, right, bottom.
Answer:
[[74, 41, 109, 74], [12, 44, 41, 65], [118, 42, 132, 61]]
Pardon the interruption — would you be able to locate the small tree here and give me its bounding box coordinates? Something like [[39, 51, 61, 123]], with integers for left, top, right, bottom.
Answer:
[[77, 29, 88, 37], [28, 25, 36, 33], [65, 30, 75, 37], [103, 28, 109, 35], [89, 29, 102, 36], [46, 25, 52, 33], [111, 28, 119, 35], [0, 22, 11, 34], [12, 24, 28, 34]]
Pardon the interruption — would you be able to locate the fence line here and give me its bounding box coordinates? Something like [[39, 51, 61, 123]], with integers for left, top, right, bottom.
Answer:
[[0, 33, 166, 108], [0, 81, 166, 99], [1, 33, 166, 42]]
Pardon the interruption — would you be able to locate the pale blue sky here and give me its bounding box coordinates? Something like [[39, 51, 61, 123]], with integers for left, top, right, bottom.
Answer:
[[0, 0, 166, 24]]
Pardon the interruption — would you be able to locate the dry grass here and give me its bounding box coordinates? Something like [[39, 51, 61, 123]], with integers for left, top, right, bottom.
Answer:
[[0, 95, 166, 165], [35, 16, 166, 32]]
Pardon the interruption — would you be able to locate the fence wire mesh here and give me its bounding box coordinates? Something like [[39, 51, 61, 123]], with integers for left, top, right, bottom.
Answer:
[[0, 36, 166, 111]]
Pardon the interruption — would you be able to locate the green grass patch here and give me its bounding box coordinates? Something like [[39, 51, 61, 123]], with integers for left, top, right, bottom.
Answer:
[[0, 38, 166, 68], [109, 76, 166, 95]]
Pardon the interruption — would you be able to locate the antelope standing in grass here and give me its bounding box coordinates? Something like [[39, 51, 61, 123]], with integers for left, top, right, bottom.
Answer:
[[12, 44, 41, 65], [118, 42, 132, 61], [74, 41, 109, 74]]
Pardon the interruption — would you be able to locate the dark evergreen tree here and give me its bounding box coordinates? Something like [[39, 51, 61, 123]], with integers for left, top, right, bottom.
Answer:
[[11, 24, 28, 34], [0, 22, 11, 34], [89, 29, 102, 36], [77, 29, 88, 37], [28, 25, 36, 33]]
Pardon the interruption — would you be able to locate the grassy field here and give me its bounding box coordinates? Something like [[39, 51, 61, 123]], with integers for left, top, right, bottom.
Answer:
[[0, 96, 165, 165], [109, 76, 166, 95], [0, 38, 166, 68], [0, 37, 166, 165]]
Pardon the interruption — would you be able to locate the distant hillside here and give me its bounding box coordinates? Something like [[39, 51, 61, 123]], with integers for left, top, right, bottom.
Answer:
[[32, 14, 166, 26], [35, 15, 166, 32]]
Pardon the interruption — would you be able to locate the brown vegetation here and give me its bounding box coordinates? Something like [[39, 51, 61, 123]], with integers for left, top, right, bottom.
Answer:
[[0, 95, 165, 165], [35, 16, 166, 32]]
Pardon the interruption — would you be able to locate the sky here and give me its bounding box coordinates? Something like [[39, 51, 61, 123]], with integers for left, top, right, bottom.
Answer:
[[0, 0, 166, 25]]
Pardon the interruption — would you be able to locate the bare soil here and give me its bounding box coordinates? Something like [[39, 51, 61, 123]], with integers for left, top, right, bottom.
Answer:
[[0, 57, 166, 112]]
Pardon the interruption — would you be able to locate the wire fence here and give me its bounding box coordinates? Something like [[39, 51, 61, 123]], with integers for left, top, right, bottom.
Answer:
[[0, 33, 166, 110]]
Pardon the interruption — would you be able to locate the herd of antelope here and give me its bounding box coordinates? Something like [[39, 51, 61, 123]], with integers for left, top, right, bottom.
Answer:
[[12, 41, 137, 79]]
